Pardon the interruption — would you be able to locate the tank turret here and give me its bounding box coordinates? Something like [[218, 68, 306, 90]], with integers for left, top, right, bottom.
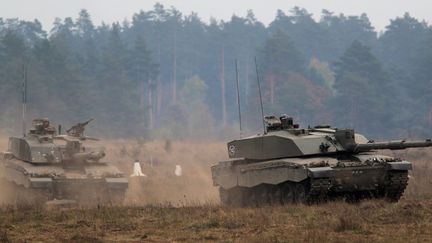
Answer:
[[8, 118, 61, 163], [227, 115, 432, 160], [7, 118, 105, 164]]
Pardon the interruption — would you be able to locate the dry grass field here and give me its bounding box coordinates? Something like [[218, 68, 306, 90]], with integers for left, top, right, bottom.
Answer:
[[0, 139, 432, 242], [1, 199, 432, 242]]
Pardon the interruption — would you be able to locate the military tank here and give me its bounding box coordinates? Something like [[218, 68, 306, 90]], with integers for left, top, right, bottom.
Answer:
[[0, 118, 128, 205], [211, 114, 432, 206]]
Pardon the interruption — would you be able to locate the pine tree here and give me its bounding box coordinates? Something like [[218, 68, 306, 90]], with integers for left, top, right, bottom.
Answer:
[[332, 41, 394, 135], [126, 35, 158, 129], [259, 30, 305, 104]]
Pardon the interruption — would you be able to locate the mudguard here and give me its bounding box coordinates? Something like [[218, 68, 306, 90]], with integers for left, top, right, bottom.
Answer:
[[387, 161, 412, 171], [307, 167, 334, 178]]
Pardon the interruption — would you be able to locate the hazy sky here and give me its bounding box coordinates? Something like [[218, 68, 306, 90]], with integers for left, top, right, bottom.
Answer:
[[1, 0, 431, 32]]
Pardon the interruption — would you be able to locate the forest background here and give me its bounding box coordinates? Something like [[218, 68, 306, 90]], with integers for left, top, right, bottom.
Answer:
[[1, 4, 431, 140]]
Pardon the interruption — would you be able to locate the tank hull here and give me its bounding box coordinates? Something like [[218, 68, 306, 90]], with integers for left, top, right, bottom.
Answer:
[[0, 158, 128, 205], [211, 155, 411, 206]]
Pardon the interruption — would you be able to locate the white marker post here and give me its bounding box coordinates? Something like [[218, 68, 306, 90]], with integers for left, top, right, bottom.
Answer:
[[175, 165, 182, 177], [131, 161, 147, 177]]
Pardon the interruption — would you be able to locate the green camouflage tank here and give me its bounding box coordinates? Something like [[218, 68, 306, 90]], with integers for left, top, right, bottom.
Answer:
[[211, 115, 429, 206], [0, 118, 128, 205]]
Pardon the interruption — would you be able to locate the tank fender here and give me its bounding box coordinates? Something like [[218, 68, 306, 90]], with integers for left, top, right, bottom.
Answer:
[[211, 161, 242, 189], [29, 177, 53, 189], [307, 167, 334, 178], [387, 161, 412, 171], [237, 167, 308, 188], [0, 164, 32, 188], [105, 178, 128, 189]]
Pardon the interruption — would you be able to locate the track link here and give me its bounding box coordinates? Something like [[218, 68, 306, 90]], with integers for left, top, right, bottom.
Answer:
[[219, 171, 410, 206], [307, 178, 332, 203], [383, 171, 409, 202], [220, 178, 332, 207]]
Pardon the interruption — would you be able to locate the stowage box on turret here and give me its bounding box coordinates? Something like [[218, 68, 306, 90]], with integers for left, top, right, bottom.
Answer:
[[0, 118, 128, 205], [211, 115, 429, 206]]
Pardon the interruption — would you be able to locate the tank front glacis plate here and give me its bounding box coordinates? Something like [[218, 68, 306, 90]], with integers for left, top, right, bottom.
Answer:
[[0, 157, 126, 189]]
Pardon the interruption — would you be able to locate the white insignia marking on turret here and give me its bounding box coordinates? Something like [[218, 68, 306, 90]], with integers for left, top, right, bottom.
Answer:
[[228, 145, 236, 156]]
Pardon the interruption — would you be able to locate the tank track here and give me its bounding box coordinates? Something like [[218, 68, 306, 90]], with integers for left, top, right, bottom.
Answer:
[[219, 171, 409, 206], [307, 178, 332, 203], [382, 171, 409, 202], [0, 179, 126, 206], [0, 179, 52, 207], [220, 178, 332, 207]]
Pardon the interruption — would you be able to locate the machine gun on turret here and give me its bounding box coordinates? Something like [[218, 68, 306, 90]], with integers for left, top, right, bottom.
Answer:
[[66, 119, 94, 138]]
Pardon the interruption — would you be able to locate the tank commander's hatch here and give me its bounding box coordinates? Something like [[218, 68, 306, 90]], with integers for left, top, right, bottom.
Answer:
[[264, 115, 299, 131], [264, 116, 281, 131]]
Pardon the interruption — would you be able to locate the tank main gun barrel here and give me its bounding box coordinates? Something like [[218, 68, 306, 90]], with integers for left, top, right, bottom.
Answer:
[[350, 139, 432, 152]]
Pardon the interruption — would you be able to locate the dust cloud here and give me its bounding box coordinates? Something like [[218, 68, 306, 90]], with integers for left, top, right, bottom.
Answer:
[[1, 134, 432, 207], [106, 140, 226, 206], [0, 134, 227, 206]]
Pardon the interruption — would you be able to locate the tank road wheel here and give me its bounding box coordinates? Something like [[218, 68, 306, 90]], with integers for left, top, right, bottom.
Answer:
[[106, 189, 126, 205], [86, 187, 126, 206], [280, 182, 295, 205], [268, 185, 282, 205], [384, 171, 409, 202], [219, 187, 230, 205], [308, 179, 330, 204], [219, 187, 247, 207], [343, 193, 361, 203], [280, 179, 329, 205], [248, 184, 271, 207], [293, 183, 308, 204]]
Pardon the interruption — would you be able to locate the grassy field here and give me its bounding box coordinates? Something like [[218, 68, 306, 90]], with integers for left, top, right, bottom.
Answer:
[[0, 140, 432, 242], [1, 200, 432, 242]]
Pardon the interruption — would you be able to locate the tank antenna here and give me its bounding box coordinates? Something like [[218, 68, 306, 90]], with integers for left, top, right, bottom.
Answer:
[[22, 64, 27, 137], [254, 57, 266, 134], [235, 59, 243, 138]]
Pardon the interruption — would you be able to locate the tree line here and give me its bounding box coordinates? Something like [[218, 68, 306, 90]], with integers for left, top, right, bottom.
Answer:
[[0, 4, 431, 139]]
